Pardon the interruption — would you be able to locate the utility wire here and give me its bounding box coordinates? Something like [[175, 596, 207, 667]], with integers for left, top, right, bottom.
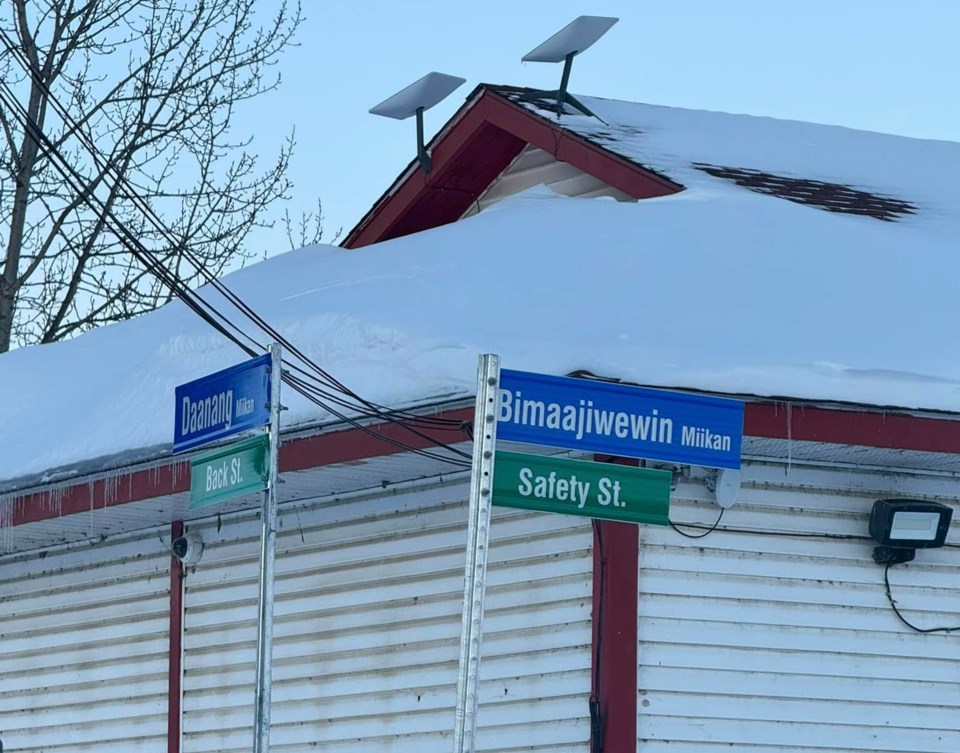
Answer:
[[669, 508, 724, 538], [0, 32, 471, 463], [883, 562, 960, 634], [0, 27, 467, 437], [0, 27, 467, 432]]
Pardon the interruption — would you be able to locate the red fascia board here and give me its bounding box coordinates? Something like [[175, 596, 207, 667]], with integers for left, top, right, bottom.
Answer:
[[746, 402, 960, 452], [345, 92, 503, 248], [6, 409, 472, 527], [481, 93, 680, 198], [381, 121, 527, 242], [344, 89, 681, 249], [6, 403, 960, 527]]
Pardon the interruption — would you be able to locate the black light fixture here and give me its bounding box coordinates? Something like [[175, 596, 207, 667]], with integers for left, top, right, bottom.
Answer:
[[869, 499, 953, 564]]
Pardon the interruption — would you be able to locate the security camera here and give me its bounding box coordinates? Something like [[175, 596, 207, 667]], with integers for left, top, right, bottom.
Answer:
[[171, 531, 204, 565]]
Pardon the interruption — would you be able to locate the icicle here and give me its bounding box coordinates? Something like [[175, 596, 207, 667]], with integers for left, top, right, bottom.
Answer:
[[104, 476, 114, 506], [50, 485, 65, 517], [89, 481, 96, 539], [785, 401, 793, 476], [0, 494, 13, 553]]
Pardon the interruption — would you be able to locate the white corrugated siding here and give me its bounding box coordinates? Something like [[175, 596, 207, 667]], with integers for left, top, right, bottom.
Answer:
[[0, 529, 171, 752], [182, 480, 593, 752], [638, 461, 960, 753], [462, 144, 633, 217]]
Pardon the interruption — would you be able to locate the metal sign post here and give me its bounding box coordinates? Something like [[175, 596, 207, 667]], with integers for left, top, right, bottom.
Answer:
[[253, 343, 282, 753], [452, 354, 501, 753]]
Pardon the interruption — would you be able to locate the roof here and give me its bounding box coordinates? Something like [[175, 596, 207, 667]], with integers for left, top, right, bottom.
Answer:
[[499, 87, 957, 229], [345, 85, 960, 246], [2, 86, 960, 497]]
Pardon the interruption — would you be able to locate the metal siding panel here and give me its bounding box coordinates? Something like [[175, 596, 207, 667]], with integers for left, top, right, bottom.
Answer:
[[181, 480, 592, 752], [0, 530, 171, 752], [464, 144, 633, 216], [637, 461, 960, 752]]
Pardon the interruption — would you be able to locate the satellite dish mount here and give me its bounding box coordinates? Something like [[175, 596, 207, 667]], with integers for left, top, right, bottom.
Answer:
[[370, 72, 467, 175], [519, 16, 618, 119]]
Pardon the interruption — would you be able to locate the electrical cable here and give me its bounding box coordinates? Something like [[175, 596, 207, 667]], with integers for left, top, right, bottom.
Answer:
[[669, 508, 724, 538], [0, 26, 469, 435], [665, 516, 871, 542], [0, 79, 471, 468], [284, 373, 471, 467], [0, 32, 473, 463], [883, 563, 960, 634]]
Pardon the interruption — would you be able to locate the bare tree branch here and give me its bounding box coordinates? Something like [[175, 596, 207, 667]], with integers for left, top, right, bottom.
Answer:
[[0, 0, 317, 351]]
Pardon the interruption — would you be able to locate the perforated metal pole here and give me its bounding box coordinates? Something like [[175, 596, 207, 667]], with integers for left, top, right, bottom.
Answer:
[[253, 342, 282, 753], [452, 353, 501, 753]]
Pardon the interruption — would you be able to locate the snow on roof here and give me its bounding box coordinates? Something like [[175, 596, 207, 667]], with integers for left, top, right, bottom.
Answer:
[[2, 95, 959, 488], [503, 88, 960, 233]]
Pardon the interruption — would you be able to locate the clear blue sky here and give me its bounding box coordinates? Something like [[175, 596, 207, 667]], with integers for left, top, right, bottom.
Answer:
[[240, 0, 960, 247]]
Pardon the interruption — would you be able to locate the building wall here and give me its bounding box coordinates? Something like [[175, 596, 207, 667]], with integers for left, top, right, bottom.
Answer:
[[461, 144, 634, 217], [180, 479, 594, 752], [636, 460, 960, 752], [0, 529, 171, 752]]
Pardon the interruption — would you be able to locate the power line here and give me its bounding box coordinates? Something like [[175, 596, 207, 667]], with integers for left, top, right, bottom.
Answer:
[[884, 562, 960, 634], [0, 29, 466, 432], [0, 37, 471, 465]]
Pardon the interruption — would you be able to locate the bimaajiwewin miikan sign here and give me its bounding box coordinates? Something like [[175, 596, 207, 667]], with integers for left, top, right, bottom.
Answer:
[[451, 357, 746, 753], [496, 368, 745, 470]]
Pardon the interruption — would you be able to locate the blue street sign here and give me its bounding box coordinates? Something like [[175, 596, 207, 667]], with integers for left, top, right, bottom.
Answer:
[[497, 369, 744, 470], [174, 354, 272, 453]]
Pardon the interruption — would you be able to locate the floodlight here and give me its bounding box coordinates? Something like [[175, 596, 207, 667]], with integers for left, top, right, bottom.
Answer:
[[519, 16, 618, 118], [869, 499, 953, 565], [369, 72, 466, 174]]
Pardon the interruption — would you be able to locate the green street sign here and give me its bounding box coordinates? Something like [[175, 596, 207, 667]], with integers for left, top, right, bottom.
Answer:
[[190, 434, 270, 509], [493, 450, 671, 526]]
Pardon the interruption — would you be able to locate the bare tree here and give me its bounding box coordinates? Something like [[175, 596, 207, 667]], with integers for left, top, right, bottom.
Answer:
[[282, 198, 341, 252], [0, 1, 306, 353]]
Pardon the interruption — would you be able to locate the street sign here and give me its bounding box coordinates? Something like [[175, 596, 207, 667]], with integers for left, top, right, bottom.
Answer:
[[493, 450, 671, 526], [174, 354, 271, 453], [497, 369, 744, 469], [190, 434, 270, 509]]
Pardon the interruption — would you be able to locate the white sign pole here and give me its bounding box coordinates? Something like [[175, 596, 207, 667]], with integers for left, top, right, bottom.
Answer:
[[452, 353, 501, 753], [253, 342, 282, 753]]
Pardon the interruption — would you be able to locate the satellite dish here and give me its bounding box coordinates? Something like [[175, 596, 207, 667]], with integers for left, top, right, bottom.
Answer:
[[519, 16, 618, 118], [369, 72, 466, 174], [714, 469, 741, 509], [522, 15, 619, 63]]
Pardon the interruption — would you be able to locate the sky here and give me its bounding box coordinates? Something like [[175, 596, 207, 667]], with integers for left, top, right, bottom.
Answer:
[[239, 0, 960, 249]]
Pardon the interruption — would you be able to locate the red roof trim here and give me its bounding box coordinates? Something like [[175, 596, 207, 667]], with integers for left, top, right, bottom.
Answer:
[[343, 87, 681, 248], [5, 409, 473, 527], [5, 402, 960, 530]]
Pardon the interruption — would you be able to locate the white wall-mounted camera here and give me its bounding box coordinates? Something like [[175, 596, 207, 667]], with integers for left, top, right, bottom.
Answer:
[[171, 531, 204, 565]]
